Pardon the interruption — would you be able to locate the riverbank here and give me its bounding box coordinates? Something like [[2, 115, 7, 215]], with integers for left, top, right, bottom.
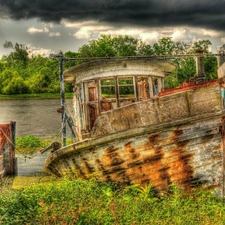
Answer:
[[0, 92, 73, 100]]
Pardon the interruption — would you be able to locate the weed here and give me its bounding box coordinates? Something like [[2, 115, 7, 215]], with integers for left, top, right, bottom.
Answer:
[[1, 179, 225, 224], [15, 135, 74, 155], [16, 136, 43, 148]]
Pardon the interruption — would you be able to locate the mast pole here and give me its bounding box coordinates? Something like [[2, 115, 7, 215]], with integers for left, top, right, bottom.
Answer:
[[59, 52, 66, 147]]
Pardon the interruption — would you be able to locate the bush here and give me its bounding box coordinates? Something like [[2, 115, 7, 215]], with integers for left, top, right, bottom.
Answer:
[[16, 136, 42, 148], [2, 76, 29, 94]]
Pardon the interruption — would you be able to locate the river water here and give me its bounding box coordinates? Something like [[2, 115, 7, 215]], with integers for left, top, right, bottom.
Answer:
[[0, 98, 73, 138]]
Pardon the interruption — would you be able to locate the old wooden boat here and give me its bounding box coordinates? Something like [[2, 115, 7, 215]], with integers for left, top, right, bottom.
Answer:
[[45, 56, 225, 195]]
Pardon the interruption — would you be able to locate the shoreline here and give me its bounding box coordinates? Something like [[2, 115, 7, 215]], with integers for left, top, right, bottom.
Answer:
[[0, 92, 73, 100]]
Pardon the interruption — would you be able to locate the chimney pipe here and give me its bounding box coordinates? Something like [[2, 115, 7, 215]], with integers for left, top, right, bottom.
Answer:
[[194, 49, 206, 83]]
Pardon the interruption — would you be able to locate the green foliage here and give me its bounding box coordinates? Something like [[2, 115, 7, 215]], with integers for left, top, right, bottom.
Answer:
[[1, 70, 29, 94], [153, 37, 175, 55], [0, 43, 61, 95], [78, 34, 153, 57], [64, 51, 79, 69], [204, 56, 218, 80], [78, 34, 116, 57], [3, 41, 29, 68], [164, 56, 196, 88], [16, 136, 43, 148], [113, 35, 138, 56], [192, 39, 212, 52], [0, 37, 217, 95], [0, 179, 225, 225]]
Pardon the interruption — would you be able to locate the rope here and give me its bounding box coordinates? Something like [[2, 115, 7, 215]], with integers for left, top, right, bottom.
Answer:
[[0, 127, 15, 148], [28, 125, 65, 159], [0, 127, 34, 160], [0, 124, 67, 162]]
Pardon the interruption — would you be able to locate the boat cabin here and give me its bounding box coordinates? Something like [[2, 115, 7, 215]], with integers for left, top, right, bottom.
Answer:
[[64, 58, 176, 137]]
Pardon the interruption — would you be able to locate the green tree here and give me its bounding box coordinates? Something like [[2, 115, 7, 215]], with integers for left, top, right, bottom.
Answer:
[[138, 42, 153, 55], [24, 55, 61, 93], [112, 35, 138, 56], [78, 34, 153, 57], [0, 69, 14, 93], [3, 41, 29, 69], [191, 40, 212, 53], [0, 60, 5, 72], [78, 35, 116, 57], [204, 56, 217, 80], [64, 51, 80, 69], [0, 37, 217, 95], [25, 73, 47, 93], [1, 71, 28, 94], [153, 37, 175, 55], [172, 41, 192, 55], [162, 38, 215, 87]]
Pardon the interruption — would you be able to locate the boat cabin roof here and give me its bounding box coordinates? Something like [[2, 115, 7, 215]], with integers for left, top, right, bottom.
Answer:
[[64, 58, 177, 84]]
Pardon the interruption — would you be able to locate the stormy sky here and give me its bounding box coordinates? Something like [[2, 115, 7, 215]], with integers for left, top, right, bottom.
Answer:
[[1, 0, 225, 57]]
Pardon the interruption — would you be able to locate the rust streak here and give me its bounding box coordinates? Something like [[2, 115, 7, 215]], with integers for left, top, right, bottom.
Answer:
[[106, 146, 119, 153]]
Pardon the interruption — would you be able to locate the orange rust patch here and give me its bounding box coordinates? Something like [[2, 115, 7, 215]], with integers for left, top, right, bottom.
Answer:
[[174, 128, 183, 136], [125, 141, 140, 159], [106, 145, 119, 154]]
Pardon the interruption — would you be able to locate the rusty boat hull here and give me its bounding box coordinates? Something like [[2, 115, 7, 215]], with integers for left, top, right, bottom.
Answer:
[[46, 83, 225, 195]]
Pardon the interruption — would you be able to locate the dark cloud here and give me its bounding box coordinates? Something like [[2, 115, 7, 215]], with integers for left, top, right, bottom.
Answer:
[[0, 0, 225, 31]]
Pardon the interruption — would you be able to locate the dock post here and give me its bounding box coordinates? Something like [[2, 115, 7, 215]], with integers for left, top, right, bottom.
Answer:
[[0, 121, 17, 177]]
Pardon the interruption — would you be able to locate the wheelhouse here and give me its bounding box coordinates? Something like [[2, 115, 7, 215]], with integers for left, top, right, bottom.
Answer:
[[64, 58, 176, 136]]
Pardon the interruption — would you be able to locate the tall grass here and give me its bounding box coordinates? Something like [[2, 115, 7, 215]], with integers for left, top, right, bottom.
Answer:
[[1, 177, 225, 225]]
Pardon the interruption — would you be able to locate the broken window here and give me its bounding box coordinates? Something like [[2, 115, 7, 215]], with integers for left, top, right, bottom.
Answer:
[[118, 77, 135, 98], [154, 79, 159, 95], [100, 79, 116, 98]]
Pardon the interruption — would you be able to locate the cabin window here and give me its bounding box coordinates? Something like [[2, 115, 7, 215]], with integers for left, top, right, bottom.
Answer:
[[100, 79, 116, 98], [154, 79, 158, 95], [118, 77, 135, 98]]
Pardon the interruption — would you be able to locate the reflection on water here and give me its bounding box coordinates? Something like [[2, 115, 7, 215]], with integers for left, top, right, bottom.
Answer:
[[0, 99, 73, 138], [16, 152, 50, 176]]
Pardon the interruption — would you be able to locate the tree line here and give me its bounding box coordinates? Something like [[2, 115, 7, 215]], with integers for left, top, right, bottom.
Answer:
[[0, 35, 217, 95]]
